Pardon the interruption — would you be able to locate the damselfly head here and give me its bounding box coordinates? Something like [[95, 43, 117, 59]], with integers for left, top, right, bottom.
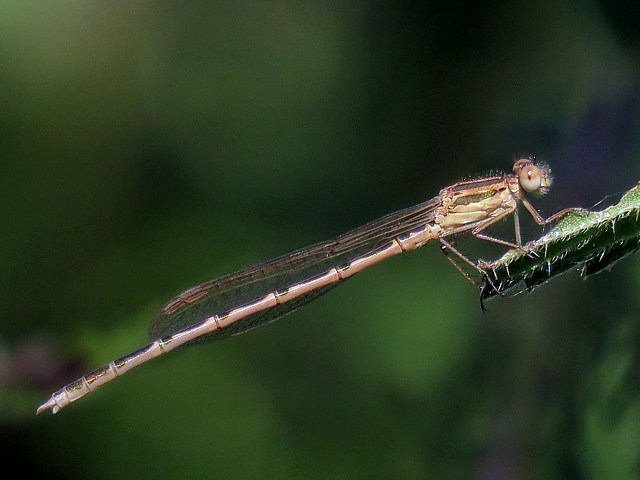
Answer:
[[513, 158, 552, 195]]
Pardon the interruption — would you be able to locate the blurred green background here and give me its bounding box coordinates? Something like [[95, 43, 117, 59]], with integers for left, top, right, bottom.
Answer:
[[2, 1, 640, 478]]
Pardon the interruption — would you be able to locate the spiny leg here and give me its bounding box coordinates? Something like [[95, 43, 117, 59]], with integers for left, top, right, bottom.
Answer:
[[471, 216, 539, 259], [439, 238, 485, 289], [439, 238, 503, 311], [476, 259, 505, 308], [520, 199, 589, 226]]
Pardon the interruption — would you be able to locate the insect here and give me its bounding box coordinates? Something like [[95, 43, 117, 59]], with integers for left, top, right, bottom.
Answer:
[[38, 158, 569, 414]]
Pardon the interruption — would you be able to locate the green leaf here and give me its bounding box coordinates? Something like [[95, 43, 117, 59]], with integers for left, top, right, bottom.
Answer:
[[481, 182, 640, 300]]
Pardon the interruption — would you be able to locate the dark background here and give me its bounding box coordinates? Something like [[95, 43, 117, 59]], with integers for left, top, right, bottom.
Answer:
[[2, 1, 640, 478]]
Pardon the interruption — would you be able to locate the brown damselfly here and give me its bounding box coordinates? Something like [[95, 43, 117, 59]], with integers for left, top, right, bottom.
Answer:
[[37, 158, 572, 414]]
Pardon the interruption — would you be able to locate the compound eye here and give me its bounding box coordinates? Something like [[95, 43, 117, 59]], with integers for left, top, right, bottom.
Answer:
[[519, 164, 542, 192]]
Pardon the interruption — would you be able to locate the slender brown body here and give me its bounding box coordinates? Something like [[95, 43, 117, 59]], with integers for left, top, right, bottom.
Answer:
[[38, 158, 562, 414]]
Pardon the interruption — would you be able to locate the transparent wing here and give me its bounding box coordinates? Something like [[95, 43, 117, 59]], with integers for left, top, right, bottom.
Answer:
[[149, 196, 440, 344]]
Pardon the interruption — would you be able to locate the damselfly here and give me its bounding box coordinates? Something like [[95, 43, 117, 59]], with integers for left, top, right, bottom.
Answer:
[[37, 158, 571, 414]]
